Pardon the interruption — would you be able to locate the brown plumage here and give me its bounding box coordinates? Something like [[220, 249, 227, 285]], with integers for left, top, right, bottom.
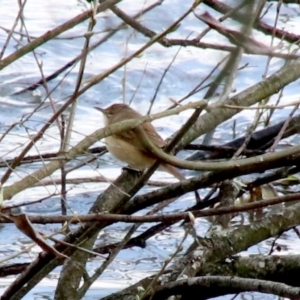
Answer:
[[95, 103, 185, 180]]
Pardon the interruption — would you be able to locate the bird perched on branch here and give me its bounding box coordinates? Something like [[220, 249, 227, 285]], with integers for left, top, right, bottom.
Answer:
[[95, 103, 185, 180]]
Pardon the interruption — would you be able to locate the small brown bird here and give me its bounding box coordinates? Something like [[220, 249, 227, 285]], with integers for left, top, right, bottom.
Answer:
[[95, 103, 185, 180]]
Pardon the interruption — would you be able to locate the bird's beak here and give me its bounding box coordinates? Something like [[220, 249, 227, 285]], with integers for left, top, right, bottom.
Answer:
[[94, 106, 105, 114]]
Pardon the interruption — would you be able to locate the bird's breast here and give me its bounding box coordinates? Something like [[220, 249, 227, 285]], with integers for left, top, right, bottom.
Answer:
[[105, 136, 154, 170]]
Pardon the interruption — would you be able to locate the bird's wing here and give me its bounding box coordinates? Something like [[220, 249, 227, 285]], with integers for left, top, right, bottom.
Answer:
[[141, 122, 166, 148], [114, 121, 166, 151]]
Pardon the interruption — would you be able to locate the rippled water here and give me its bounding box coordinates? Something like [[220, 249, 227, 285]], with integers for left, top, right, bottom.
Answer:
[[0, 0, 300, 299]]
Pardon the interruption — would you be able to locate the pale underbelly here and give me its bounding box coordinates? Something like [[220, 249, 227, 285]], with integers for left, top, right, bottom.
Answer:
[[105, 136, 155, 170]]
